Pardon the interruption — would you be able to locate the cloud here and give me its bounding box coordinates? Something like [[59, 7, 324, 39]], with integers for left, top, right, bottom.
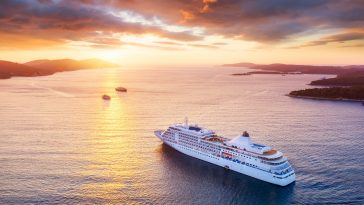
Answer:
[[175, 0, 364, 42], [212, 42, 227, 45], [124, 42, 184, 51], [155, 41, 183, 46], [154, 41, 220, 49], [188, 43, 218, 49], [0, 0, 202, 49], [80, 0, 364, 43], [287, 31, 364, 48], [0, 0, 364, 49], [340, 43, 364, 48]]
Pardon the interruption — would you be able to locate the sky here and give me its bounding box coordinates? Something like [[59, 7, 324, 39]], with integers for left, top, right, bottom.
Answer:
[[0, 0, 363, 66]]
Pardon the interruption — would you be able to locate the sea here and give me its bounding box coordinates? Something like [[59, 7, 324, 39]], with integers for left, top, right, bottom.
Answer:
[[0, 66, 363, 205]]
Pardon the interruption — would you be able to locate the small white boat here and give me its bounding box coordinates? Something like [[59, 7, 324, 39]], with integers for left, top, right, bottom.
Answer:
[[115, 87, 127, 92], [102, 95, 111, 100]]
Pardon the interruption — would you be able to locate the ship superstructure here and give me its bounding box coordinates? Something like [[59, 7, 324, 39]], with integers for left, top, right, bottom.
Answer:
[[154, 120, 295, 186]]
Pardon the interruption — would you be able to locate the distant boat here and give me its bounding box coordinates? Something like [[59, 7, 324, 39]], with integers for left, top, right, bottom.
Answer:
[[115, 87, 127, 92], [102, 95, 111, 100]]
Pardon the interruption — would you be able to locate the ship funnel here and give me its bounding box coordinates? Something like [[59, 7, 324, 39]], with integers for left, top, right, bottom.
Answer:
[[184, 117, 188, 126], [242, 131, 250, 137], [226, 131, 252, 149], [239, 131, 252, 145]]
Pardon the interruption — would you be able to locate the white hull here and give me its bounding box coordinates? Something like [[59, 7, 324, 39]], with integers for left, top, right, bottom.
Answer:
[[157, 132, 295, 186]]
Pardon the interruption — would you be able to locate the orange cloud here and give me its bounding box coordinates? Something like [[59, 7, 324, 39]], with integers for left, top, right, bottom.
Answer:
[[0, 0, 202, 49], [180, 10, 195, 21], [201, 0, 218, 13]]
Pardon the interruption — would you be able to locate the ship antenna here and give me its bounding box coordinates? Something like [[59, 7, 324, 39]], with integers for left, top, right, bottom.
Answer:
[[185, 117, 188, 126]]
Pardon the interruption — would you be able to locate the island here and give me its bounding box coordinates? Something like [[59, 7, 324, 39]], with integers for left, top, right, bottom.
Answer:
[[289, 72, 364, 102], [289, 87, 364, 102], [310, 72, 364, 86], [225, 62, 364, 102], [0, 58, 118, 79], [232, 71, 302, 76]]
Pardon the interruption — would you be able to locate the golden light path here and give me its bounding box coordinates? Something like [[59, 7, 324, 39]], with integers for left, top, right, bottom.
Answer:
[[76, 73, 143, 201]]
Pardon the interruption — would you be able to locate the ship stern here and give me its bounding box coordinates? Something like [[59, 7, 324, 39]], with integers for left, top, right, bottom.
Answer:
[[275, 172, 296, 186]]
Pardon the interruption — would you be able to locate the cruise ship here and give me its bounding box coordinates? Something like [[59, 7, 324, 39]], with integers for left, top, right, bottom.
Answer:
[[155, 119, 295, 186]]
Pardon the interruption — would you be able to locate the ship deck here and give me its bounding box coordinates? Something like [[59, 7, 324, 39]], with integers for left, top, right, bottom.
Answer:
[[202, 135, 279, 156], [262, 149, 278, 155], [203, 135, 228, 144]]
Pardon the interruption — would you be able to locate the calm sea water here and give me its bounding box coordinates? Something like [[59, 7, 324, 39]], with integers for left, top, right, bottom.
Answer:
[[0, 66, 363, 205]]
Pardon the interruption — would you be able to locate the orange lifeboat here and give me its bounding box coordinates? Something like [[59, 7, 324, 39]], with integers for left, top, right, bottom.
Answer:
[[222, 152, 232, 157]]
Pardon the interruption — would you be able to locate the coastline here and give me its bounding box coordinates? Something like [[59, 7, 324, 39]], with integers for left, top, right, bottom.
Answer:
[[0, 69, 90, 80], [286, 94, 364, 103], [0, 73, 52, 80]]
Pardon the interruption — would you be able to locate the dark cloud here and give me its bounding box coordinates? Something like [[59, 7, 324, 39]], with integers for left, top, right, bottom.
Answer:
[[176, 0, 364, 42], [74, 0, 364, 43]]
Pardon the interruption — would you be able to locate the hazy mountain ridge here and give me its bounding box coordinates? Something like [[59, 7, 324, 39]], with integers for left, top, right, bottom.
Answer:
[[24, 58, 118, 71], [223, 62, 364, 75], [0, 58, 118, 79], [0, 60, 44, 79]]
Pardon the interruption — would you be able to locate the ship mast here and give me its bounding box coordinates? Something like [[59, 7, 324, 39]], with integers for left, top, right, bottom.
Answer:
[[184, 117, 188, 126]]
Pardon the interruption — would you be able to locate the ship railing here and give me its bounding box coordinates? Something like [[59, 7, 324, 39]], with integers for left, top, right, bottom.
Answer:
[[272, 167, 293, 176], [260, 157, 286, 165], [263, 159, 287, 166]]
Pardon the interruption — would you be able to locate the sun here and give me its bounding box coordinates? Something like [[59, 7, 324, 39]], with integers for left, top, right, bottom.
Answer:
[[95, 49, 122, 62]]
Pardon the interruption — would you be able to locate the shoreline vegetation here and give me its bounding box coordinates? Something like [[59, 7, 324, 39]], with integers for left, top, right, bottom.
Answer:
[[288, 87, 364, 102], [225, 62, 364, 102], [0, 58, 118, 79], [287, 94, 364, 103]]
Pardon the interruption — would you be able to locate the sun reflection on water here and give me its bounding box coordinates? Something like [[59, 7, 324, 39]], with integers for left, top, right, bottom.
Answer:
[[76, 77, 143, 202]]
